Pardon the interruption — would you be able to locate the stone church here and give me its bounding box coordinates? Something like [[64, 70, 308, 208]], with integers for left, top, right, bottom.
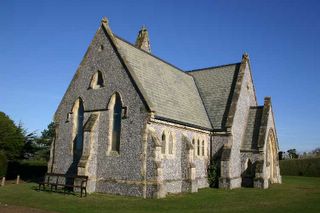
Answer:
[[48, 18, 281, 198]]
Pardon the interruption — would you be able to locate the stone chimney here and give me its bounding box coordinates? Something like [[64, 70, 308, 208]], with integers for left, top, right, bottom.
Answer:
[[135, 26, 151, 53]]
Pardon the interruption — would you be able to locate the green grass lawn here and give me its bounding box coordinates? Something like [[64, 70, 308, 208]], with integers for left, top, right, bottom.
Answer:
[[0, 176, 320, 213]]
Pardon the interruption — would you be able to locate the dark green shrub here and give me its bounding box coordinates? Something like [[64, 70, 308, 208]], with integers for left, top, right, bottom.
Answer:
[[207, 159, 220, 188], [0, 151, 8, 177], [280, 158, 320, 177], [6, 160, 47, 181]]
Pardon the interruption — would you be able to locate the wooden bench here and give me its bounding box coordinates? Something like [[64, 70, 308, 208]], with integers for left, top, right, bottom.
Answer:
[[38, 173, 88, 197]]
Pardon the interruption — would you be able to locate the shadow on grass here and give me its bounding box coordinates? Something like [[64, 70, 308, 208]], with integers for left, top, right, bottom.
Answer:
[[31, 185, 84, 198]]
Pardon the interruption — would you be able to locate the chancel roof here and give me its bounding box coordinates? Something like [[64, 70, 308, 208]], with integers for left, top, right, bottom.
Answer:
[[188, 64, 241, 130]]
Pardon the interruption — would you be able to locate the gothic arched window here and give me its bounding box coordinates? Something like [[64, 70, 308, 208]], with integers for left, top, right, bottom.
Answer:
[[72, 98, 84, 160], [197, 139, 200, 156], [168, 133, 173, 155], [161, 132, 166, 154], [112, 93, 122, 152], [202, 140, 205, 156], [107, 93, 122, 154]]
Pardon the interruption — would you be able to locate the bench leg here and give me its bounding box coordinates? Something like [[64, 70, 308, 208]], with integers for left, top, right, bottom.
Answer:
[[79, 187, 87, 197], [64, 187, 68, 195]]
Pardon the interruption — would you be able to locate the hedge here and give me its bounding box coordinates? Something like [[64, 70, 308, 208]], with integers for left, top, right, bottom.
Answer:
[[6, 160, 47, 181], [0, 151, 8, 177], [280, 158, 320, 177]]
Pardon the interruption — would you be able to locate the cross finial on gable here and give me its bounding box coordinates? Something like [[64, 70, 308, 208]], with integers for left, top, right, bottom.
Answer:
[[242, 52, 249, 61], [135, 25, 151, 53], [101, 17, 109, 24]]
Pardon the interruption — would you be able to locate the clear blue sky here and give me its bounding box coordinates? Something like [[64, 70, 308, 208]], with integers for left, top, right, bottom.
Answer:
[[1, 0, 319, 152]]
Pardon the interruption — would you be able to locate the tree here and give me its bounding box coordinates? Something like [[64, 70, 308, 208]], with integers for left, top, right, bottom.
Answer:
[[0, 151, 8, 177], [278, 151, 284, 160], [20, 129, 38, 159], [0, 112, 25, 160], [32, 122, 55, 161], [37, 122, 55, 147], [311, 147, 320, 157], [287, 149, 299, 159]]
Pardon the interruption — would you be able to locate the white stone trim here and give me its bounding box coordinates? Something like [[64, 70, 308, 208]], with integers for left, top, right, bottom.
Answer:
[[192, 135, 208, 159], [89, 70, 104, 89], [70, 98, 83, 155], [105, 92, 124, 156], [106, 94, 116, 155], [160, 128, 176, 159]]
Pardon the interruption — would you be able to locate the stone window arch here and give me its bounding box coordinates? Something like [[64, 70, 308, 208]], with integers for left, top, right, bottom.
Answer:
[[197, 139, 200, 156], [201, 140, 205, 156], [266, 128, 279, 183], [192, 138, 196, 156], [71, 97, 84, 159], [89, 71, 104, 89], [168, 132, 174, 155], [107, 92, 123, 154], [161, 132, 166, 155], [204, 140, 208, 157]]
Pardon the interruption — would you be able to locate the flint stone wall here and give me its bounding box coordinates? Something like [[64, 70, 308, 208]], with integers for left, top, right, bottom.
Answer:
[[52, 27, 149, 195], [148, 122, 210, 194]]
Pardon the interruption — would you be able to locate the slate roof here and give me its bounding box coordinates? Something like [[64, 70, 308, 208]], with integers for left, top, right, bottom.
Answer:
[[241, 106, 264, 150], [188, 64, 241, 130], [114, 36, 212, 129]]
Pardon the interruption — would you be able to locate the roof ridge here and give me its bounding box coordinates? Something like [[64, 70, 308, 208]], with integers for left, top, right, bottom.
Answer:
[[114, 34, 191, 76], [187, 62, 241, 73]]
